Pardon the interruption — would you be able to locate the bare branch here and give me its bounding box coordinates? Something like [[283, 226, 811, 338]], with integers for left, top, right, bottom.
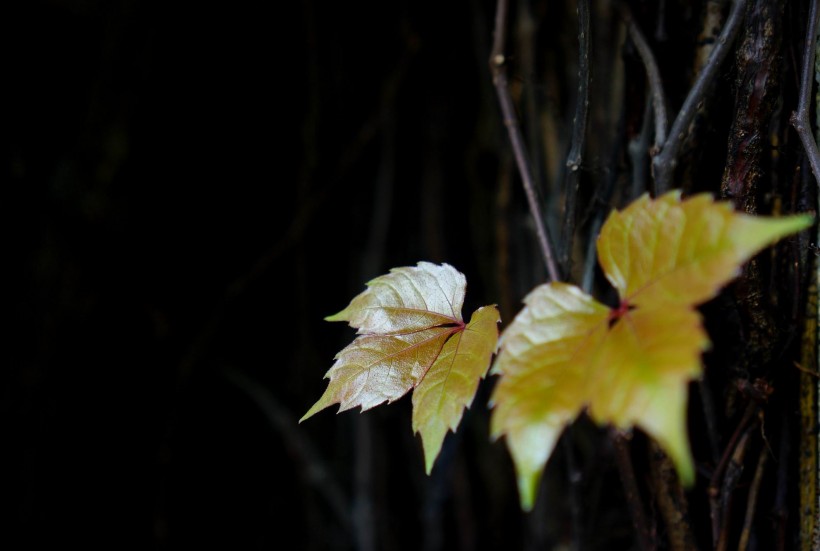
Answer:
[[560, 0, 591, 278], [622, 5, 668, 152], [789, 0, 820, 187], [490, 0, 561, 282], [737, 446, 768, 551], [221, 368, 352, 532], [612, 430, 656, 551], [653, 0, 748, 193]]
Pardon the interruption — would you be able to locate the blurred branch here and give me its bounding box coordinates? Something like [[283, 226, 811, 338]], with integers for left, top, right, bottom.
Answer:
[[222, 367, 352, 532], [560, 0, 591, 278], [653, 0, 747, 193], [649, 441, 697, 551], [708, 402, 757, 548], [612, 430, 656, 551], [737, 446, 768, 551], [789, 0, 820, 187], [627, 95, 655, 200], [490, 0, 560, 282], [622, 4, 668, 154]]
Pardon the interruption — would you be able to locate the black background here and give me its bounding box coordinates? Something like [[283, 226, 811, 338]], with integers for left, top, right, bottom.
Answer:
[[7, 1, 817, 550], [5, 0, 540, 548]]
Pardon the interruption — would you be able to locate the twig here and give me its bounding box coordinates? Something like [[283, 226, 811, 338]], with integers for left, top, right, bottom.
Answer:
[[221, 368, 352, 532], [708, 402, 757, 548], [698, 378, 722, 466], [581, 103, 627, 294], [490, 0, 561, 282], [628, 95, 655, 200], [566, 0, 591, 172], [715, 426, 753, 551], [622, 5, 668, 153], [612, 430, 656, 551], [648, 441, 697, 551], [789, 0, 820, 187], [737, 445, 768, 551], [653, 0, 748, 193], [560, 0, 591, 278]]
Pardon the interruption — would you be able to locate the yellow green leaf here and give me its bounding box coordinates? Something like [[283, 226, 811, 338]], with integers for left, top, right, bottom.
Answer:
[[586, 305, 709, 486], [413, 305, 500, 473], [597, 190, 814, 308], [489, 283, 609, 510], [492, 192, 813, 509]]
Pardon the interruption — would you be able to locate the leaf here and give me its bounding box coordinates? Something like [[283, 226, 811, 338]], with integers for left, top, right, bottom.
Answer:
[[489, 283, 609, 508], [301, 262, 500, 473], [301, 326, 457, 419], [491, 191, 813, 510], [413, 305, 500, 473], [596, 191, 814, 308], [325, 261, 466, 334], [586, 305, 708, 487]]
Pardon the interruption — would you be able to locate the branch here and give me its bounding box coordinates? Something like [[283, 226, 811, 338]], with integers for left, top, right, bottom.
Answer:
[[221, 368, 352, 532], [653, 0, 748, 193], [612, 430, 656, 551], [490, 0, 561, 282], [622, 5, 668, 153], [737, 446, 768, 551], [560, 0, 591, 278], [628, 94, 655, 200], [648, 441, 697, 551], [582, 104, 627, 293], [789, 0, 820, 187], [708, 402, 757, 548]]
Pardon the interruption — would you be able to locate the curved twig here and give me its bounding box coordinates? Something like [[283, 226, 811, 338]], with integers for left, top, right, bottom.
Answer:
[[622, 5, 668, 152], [653, 0, 748, 193]]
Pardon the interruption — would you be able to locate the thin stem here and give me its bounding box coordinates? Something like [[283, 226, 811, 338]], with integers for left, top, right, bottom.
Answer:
[[582, 103, 627, 293], [737, 446, 768, 551], [789, 0, 820, 187], [612, 430, 655, 551], [698, 378, 722, 466], [566, 0, 591, 172], [622, 5, 668, 152], [653, 0, 748, 193], [560, 0, 591, 278], [715, 426, 754, 551], [490, 0, 561, 282], [708, 402, 757, 547], [628, 95, 655, 199], [221, 368, 352, 532]]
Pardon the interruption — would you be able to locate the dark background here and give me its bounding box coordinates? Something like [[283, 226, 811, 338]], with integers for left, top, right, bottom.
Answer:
[[6, 0, 818, 550], [5, 0, 533, 549]]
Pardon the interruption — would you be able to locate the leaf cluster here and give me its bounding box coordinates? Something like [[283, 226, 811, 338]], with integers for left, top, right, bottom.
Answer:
[[303, 191, 812, 509]]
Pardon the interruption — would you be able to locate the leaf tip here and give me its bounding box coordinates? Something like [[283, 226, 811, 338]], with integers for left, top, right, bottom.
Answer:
[[324, 309, 349, 322], [517, 470, 540, 512], [423, 449, 437, 475], [300, 392, 335, 423]]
